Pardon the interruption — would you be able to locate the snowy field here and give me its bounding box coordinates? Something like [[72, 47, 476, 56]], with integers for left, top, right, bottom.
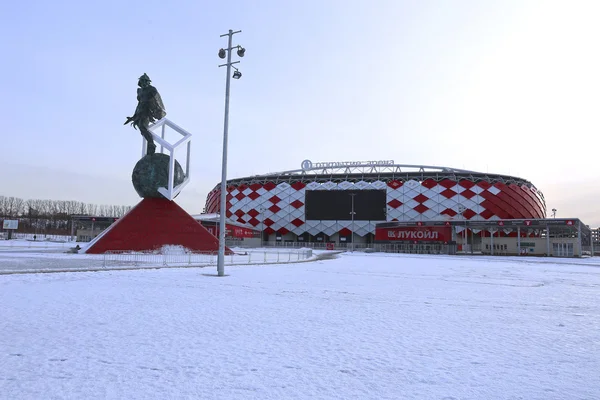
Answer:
[[1, 252, 599, 400]]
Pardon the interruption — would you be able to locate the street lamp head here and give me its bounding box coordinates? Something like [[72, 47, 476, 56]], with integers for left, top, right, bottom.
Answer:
[[218, 48, 226, 59], [232, 70, 242, 79], [237, 46, 246, 57]]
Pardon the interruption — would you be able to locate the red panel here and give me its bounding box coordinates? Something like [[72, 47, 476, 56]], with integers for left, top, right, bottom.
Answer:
[[441, 208, 457, 217], [237, 184, 248, 192], [439, 179, 457, 189], [247, 217, 260, 227], [496, 192, 526, 219], [290, 200, 304, 209], [278, 227, 289, 235], [476, 180, 492, 190], [291, 181, 307, 191], [247, 209, 259, 218], [376, 227, 452, 242], [264, 227, 275, 235], [480, 199, 511, 219], [249, 183, 262, 191], [236, 217, 246, 224], [85, 198, 231, 254], [268, 204, 281, 213], [263, 182, 276, 191], [387, 180, 403, 189], [388, 199, 402, 209], [459, 180, 476, 189], [339, 227, 352, 236], [461, 189, 476, 199], [479, 209, 494, 220], [248, 191, 260, 200], [462, 209, 476, 219], [291, 218, 305, 227], [269, 195, 281, 204], [234, 209, 245, 217], [235, 192, 245, 201], [414, 204, 429, 213], [414, 194, 429, 203], [263, 218, 274, 227], [422, 179, 437, 189], [440, 188, 457, 199]]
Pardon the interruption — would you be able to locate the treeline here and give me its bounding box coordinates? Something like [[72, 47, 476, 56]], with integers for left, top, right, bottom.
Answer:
[[0, 195, 132, 235]]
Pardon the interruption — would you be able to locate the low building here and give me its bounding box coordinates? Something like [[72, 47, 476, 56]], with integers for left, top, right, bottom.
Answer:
[[192, 213, 262, 247], [375, 218, 594, 257]]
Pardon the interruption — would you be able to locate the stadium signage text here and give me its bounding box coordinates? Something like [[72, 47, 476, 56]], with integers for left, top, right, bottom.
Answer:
[[375, 227, 451, 242], [301, 159, 395, 170]]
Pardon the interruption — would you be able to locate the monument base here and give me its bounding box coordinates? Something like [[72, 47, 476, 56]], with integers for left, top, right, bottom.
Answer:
[[84, 198, 232, 254]]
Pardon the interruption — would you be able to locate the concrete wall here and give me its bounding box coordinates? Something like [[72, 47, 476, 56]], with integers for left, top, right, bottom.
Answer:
[[474, 236, 581, 257]]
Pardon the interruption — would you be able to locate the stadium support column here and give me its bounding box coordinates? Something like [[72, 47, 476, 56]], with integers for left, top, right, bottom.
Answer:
[[490, 228, 494, 255], [517, 226, 521, 255], [349, 193, 357, 252], [577, 220, 582, 257], [546, 224, 551, 256]]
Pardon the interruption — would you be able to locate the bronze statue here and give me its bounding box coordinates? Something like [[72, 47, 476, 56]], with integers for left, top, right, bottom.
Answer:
[[124, 73, 166, 155]]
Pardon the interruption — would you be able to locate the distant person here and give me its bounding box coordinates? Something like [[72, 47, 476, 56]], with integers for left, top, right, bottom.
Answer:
[[33, 234, 37, 241]]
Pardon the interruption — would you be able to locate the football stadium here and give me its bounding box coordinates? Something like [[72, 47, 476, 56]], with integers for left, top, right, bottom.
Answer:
[[202, 160, 594, 256]]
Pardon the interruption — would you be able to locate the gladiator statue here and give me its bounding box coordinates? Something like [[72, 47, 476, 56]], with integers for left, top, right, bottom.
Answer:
[[124, 73, 166, 155]]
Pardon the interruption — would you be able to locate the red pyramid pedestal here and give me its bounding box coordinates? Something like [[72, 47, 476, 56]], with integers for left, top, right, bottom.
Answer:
[[85, 198, 232, 254]]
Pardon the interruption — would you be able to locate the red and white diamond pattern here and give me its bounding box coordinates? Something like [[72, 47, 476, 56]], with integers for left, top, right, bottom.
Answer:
[[205, 178, 546, 237]]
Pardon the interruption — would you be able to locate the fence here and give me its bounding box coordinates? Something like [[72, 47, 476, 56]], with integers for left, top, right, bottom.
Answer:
[[0, 240, 70, 249], [102, 248, 313, 268], [0, 232, 73, 242]]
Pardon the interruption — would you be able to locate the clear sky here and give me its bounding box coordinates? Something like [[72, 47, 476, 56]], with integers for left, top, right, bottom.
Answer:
[[1, 0, 598, 225]]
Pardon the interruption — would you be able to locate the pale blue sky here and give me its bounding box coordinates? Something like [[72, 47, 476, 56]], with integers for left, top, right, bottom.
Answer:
[[1, 0, 599, 225]]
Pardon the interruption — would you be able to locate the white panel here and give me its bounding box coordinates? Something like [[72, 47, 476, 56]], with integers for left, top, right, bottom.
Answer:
[[423, 199, 438, 209], [471, 186, 484, 194], [404, 199, 419, 209], [487, 186, 501, 195], [405, 209, 419, 219], [307, 227, 321, 235], [422, 209, 437, 219], [322, 181, 337, 190], [404, 179, 420, 189], [371, 180, 387, 190], [306, 181, 320, 190], [421, 189, 437, 200], [338, 181, 354, 190], [230, 189, 240, 196], [355, 181, 371, 189], [472, 195, 485, 204], [461, 199, 477, 209], [242, 187, 253, 196], [441, 198, 458, 208]]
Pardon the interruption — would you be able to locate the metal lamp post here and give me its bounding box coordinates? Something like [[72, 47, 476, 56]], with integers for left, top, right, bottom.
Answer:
[[216, 29, 245, 276]]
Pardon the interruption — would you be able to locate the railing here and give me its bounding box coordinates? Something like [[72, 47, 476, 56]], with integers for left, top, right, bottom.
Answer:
[[0, 233, 73, 242], [102, 249, 313, 268], [0, 240, 69, 249]]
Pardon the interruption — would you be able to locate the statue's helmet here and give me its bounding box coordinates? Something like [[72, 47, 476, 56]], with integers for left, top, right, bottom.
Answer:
[[138, 73, 151, 83]]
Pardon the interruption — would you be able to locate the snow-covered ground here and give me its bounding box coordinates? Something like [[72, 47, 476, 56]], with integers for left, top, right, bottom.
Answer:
[[1, 252, 599, 399]]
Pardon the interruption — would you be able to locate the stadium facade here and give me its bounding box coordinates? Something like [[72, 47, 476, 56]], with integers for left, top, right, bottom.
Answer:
[[205, 160, 547, 244]]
